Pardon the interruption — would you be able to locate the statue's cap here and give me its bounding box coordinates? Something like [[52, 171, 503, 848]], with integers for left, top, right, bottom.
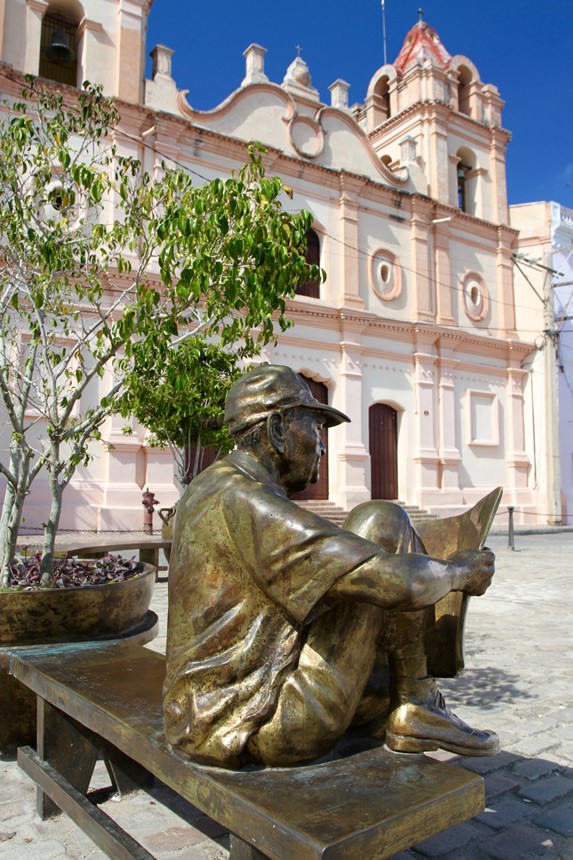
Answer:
[[225, 364, 350, 436]]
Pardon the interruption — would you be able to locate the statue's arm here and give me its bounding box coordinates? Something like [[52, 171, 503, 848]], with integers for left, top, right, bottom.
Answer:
[[328, 548, 495, 611]]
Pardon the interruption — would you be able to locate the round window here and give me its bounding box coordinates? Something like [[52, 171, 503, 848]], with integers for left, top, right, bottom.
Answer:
[[371, 250, 401, 301], [463, 275, 489, 321]]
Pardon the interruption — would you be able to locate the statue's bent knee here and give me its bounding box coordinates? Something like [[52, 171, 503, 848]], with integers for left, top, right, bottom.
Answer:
[[344, 501, 413, 550]]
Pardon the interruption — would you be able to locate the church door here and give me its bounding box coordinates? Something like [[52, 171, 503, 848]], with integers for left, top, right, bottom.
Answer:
[[369, 403, 398, 500]]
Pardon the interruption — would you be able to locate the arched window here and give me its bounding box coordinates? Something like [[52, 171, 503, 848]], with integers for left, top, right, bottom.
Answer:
[[457, 163, 468, 211], [373, 75, 391, 121], [456, 147, 476, 214], [296, 228, 321, 298], [39, 5, 81, 86], [457, 65, 472, 116]]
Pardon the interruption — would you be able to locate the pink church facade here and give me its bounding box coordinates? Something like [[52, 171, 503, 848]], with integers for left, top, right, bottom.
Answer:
[[1, 1, 557, 529]]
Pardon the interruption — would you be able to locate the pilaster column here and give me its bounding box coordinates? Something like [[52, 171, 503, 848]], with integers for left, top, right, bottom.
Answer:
[[411, 198, 434, 321], [467, 80, 482, 121], [426, 106, 449, 203], [448, 154, 461, 209], [338, 175, 364, 309], [489, 129, 510, 224], [467, 166, 489, 221], [437, 336, 463, 502], [505, 347, 530, 504], [143, 441, 180, 506], [336, 316, 369, 510], [25, 0, 49, 75], [496, 226, 517, 335], [116, 0, 149, 103], [0, 0, 7, 61], [77, 17, 104, 90], [412, 328, 440, 505], [111, 108, 144, 266], [100, 414, 146, 530], [433, 215, 454, 324], [141, 116, 181, 178]]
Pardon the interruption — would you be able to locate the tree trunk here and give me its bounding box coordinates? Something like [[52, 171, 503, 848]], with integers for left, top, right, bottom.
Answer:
[[0, 445, 32, 584], [39, 444, 65, 586]]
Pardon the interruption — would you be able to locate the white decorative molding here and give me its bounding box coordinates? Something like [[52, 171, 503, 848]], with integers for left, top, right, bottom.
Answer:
[[150, 44, 174, 79], [467, 389, 499, 447], [287, 115, 324, 159], [329, 79, 350, 111], [462, 272, 489, 322], [370, 249, 402, 302], [242, 43, 269, 86]]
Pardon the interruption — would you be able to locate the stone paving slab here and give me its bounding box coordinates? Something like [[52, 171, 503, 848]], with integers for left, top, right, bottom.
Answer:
[[1, 532, 572, 858]]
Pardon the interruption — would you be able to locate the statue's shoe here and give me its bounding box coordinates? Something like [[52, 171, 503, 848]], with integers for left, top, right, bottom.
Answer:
[[385, 679, 500, 757]]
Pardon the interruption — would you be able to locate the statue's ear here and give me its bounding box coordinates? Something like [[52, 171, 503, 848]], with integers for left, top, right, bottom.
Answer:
[[267, 412, 286, 454]]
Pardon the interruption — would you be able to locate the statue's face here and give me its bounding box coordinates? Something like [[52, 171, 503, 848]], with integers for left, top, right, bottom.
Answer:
[[282, 408, 325, 496]]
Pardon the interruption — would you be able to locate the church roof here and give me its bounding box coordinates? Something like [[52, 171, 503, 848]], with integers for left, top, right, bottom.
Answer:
[[394, 18, 452, 73]]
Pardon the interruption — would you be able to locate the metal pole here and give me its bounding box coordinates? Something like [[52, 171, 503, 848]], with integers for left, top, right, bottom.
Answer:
[[507, 506, 515, 551], [381, 0, 387, 66], [542, 253, 563, 524]]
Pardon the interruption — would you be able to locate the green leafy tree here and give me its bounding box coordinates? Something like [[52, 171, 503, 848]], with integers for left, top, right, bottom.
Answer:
[[0, 77, 321, 585], [119, 337, 241, 486]]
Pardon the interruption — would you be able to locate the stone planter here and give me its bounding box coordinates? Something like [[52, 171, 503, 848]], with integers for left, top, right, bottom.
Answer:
[[0, 564, 157, 754]]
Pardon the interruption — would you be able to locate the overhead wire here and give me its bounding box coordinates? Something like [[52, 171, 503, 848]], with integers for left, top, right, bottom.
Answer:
[[0, 68, 559, 337]]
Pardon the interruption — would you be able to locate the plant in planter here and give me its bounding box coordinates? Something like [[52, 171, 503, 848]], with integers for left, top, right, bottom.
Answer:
[[1, 552, 155, 643], [0, 76, 321, 749], [0, 551, 157, 753], [0, 76, 321, 586]]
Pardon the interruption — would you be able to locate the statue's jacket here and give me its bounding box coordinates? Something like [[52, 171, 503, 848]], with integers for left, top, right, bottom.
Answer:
[[163, 450, 381, 768]]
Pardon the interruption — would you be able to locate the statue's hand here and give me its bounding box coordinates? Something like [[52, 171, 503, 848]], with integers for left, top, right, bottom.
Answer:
[[448, 548, 495, 596]]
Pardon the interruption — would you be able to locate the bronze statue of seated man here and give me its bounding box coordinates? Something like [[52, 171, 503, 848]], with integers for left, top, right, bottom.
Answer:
[[163, 364, 500, 769]]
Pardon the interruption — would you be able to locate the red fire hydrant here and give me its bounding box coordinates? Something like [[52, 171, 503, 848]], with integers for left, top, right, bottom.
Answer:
[[142, 488, 159, 535]]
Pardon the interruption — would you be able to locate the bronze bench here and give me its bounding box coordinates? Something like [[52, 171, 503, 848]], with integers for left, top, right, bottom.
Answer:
[[11, 641, 484, 859]]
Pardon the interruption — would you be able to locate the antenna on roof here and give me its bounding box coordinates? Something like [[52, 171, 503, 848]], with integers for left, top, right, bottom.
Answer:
[[381, 0, 388, 66]]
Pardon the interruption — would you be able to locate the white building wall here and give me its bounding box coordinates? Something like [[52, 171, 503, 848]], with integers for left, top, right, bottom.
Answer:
[[1, 3, 554, 531]]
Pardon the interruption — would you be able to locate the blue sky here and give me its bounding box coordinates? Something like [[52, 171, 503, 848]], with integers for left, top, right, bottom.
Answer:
[[147, 1, 571, 209]]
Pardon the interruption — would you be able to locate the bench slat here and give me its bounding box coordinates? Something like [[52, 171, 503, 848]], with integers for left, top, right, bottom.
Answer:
[[18, 746, 154, 860], [11, 643, 484, 860]]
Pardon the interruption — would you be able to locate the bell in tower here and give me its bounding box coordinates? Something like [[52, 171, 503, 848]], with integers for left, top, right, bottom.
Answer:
[[45, 28, 75, 65]]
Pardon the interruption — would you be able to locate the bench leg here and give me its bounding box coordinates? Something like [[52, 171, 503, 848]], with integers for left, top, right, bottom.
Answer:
[[18, 747, 155, 860], [139, 548, 160, 580], [36, 698, 99, 819], [101, 741, 154, 796], [229, 834, 270, 859]]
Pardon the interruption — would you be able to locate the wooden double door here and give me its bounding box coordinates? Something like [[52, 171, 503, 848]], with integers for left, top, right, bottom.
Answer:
[[369, 403, 398, 500]]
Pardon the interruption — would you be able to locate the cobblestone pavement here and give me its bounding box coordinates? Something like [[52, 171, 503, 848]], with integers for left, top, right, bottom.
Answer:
[[1, 532, 572, 859]]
